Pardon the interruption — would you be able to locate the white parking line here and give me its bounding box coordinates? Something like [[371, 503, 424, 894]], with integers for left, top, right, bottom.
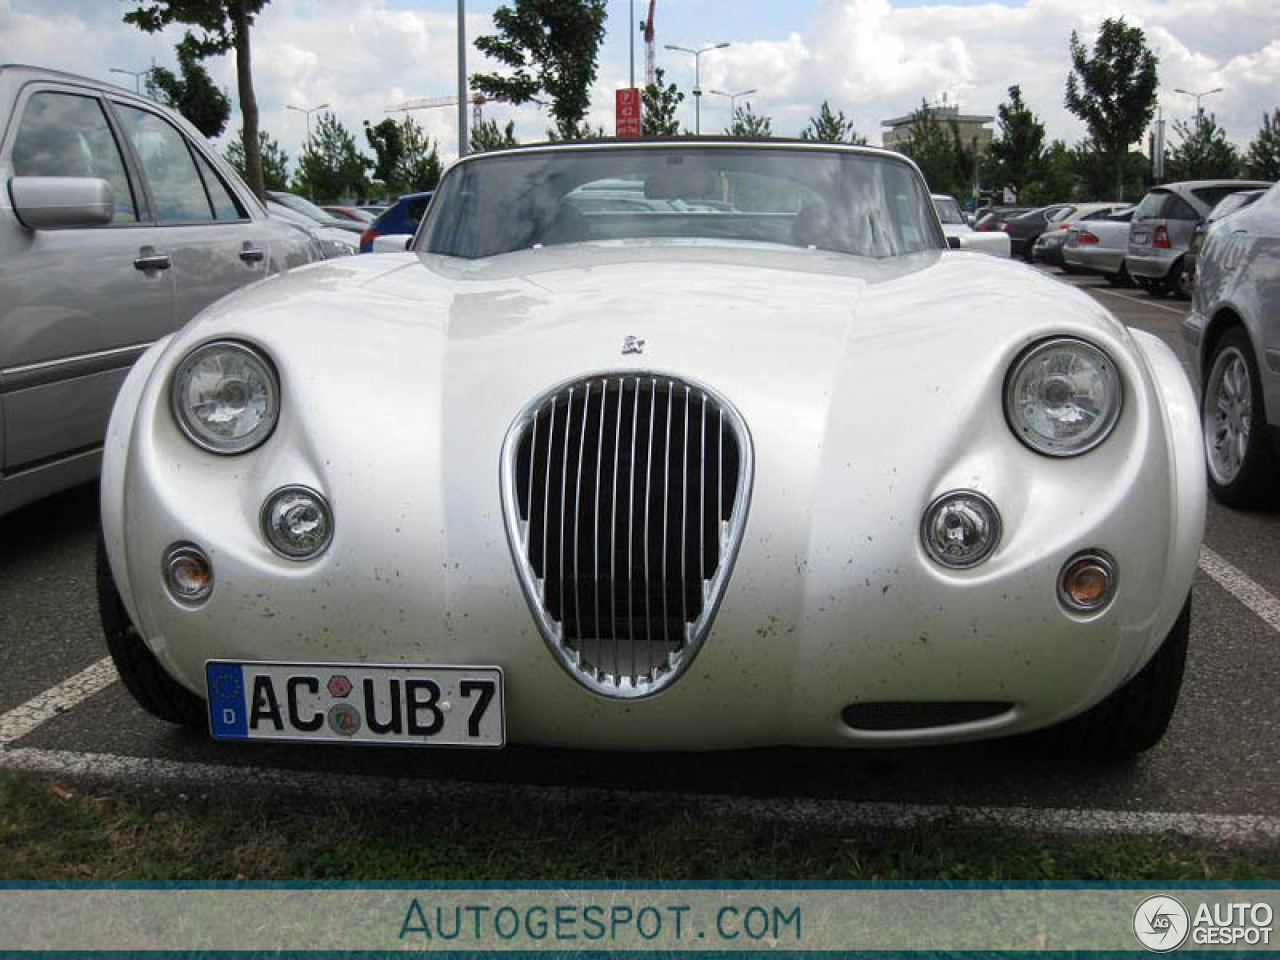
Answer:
[[0, 657, 117, 746], [1199, 546, 1280, 634], [1, 745, 1278, 845], [1088, 285, 1191, 318]]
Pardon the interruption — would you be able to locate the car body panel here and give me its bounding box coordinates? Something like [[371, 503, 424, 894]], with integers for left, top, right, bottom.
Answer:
[[1184, 184, 1280, 426], [1063, 211, 1135, 277], [102, 138, 1204, 749], [0, 64, 322, 515]]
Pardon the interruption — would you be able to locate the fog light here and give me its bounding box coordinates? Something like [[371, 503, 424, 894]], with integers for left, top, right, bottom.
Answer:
[[164, 545, 213, 604], [1058, 550, 1117, 612], [921, 490, 1001, 569], [262, 485, 333, 560]]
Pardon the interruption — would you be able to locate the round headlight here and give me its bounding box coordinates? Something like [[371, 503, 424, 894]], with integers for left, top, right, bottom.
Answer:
[[262, 486, 333, 560], [921, 490, 1001, 569], [1004, 337, 1121, 457], [172, 341, 279, 454]]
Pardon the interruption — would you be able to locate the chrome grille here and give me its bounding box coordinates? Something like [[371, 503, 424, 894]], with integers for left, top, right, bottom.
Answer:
[[501, 374, 753, 698]]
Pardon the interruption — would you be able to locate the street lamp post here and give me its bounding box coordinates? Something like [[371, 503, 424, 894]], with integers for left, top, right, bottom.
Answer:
[[287, 102, 330, 144], [109, 66, 149, 93], [287, 103, 330, 200], [664, 42, 730, 134], [1174, 87, 1224, 117], [707, 88, 756, 121]]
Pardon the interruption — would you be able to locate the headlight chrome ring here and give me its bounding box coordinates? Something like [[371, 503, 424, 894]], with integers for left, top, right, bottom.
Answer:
[[1004, 337, 1122, 457], [262, 485, 334, 560], [921, 489, 1002, 569], [171, 340, 279, 455]]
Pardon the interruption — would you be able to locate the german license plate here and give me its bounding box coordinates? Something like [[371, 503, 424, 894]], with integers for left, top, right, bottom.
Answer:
[[205, 661, 504, 747]]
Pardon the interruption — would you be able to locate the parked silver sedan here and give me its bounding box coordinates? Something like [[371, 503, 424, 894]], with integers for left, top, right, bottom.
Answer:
[[0, 64, 324, 516], [1128, 179, 1270, 298], [1062, 208, 1135, 284], [1182, 183, 1280, 505]]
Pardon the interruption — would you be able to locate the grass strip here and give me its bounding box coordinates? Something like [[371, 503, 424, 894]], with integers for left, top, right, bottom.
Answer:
[[2, 771, 1277, 881]]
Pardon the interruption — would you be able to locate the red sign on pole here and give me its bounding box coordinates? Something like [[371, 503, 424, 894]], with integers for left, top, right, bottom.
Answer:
[[616, 87, 641, 138]]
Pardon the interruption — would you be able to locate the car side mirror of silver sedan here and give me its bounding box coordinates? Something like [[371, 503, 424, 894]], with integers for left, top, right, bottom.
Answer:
[[8, 176, 115, 230], [371, 233, 413, 253]]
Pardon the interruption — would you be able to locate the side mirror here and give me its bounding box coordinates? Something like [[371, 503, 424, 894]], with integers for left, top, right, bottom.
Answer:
[[9, 176, 115, 229], [371, 233, 413, 253]]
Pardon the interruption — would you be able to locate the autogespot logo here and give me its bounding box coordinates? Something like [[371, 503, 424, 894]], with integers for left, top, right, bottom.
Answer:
[[1133, 895, 1190, 952]]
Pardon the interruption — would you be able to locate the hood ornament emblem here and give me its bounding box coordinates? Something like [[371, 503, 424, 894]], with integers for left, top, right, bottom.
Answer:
[[622, 335, 645, 355]]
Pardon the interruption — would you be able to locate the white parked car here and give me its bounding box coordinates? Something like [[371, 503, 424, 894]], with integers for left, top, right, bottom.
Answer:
[[100, 141, 1203, 757], [932, 193, 1010, 257]]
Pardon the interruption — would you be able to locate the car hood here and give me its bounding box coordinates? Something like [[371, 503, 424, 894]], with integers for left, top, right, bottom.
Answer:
[[192, 241, 1130, 409]]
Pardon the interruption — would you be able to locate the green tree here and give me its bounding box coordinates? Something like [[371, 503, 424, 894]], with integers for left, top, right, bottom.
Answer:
[[641, 67, 684, 136], [471, 118, 519, 152], [725, 102, 772, 138], [472, 0, 607, 141], [124, 1, 272, 199], [1064, 17, 1159, 201], [894, 100, 975, 198], [1245, 108, 1280, 180], [292, 112, 369, 203], [1021, 140, 1081, 205], [1165, 112, 1242, 181], [396, 116, 442, 191], [800, 100, 865, 143], [987, 85, 1044, 200], [145, 33, 230, 138], [225, 128, 288, 190], [363, 117, 404, 194]]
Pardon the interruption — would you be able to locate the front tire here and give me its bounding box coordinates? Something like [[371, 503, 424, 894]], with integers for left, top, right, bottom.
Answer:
[[1202, 328, 1277, 506], [1033, 596, 1190, 757], [97, 537, 206, 728]]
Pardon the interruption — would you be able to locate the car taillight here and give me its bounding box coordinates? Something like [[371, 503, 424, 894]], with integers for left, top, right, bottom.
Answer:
[[359, 227, 379, 248], [1077, 231, 1100, 244], [1058, 222, 1070, 229], [1154, 225, 1171, 248]]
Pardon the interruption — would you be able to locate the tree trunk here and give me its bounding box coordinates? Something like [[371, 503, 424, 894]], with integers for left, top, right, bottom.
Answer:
[[230, 0, 263, 200]]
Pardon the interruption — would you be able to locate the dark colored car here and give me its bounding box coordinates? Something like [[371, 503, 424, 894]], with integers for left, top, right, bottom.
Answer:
[[974, 205, 1028, 231], [1032, 228, 1070, 268], [1002, 204, 1073, 261], [358, 191, 434, 253]]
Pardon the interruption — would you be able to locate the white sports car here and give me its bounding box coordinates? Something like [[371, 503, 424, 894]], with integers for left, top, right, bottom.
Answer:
[[99, 140, 1204, 756]]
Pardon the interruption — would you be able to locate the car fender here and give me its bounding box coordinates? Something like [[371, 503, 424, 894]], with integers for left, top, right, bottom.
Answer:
[[100, 335, 173, 629], [1127, 327, 1205, 662]]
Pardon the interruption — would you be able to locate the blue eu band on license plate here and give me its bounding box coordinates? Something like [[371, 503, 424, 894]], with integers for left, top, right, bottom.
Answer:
[[205, 661, 505, 747]]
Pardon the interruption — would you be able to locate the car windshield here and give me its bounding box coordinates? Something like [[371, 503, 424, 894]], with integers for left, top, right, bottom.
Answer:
[[420, 145, 941, 260], [932, 196, 965, 224]]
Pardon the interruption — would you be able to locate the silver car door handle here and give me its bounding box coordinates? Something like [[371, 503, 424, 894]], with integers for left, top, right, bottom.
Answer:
[[239, 246, 266, 263], [133, 252, 171, 271]]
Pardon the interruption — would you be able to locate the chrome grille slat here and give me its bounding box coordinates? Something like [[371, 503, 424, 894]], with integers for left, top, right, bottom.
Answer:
[[503, 373, 753, 698]]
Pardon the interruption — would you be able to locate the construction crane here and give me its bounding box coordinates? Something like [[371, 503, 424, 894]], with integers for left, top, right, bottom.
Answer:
[[388, 93, 500, 129]]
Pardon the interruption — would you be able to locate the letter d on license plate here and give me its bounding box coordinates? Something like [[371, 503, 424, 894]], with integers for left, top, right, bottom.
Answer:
[[205, 661, 504, 747]]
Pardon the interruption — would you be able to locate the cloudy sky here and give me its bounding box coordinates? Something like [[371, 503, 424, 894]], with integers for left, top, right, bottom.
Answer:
[[2, 0, 1277, 170]]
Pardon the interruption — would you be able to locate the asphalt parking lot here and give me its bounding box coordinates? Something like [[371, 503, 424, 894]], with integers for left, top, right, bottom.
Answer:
[[2, 267, 1278, 838]]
